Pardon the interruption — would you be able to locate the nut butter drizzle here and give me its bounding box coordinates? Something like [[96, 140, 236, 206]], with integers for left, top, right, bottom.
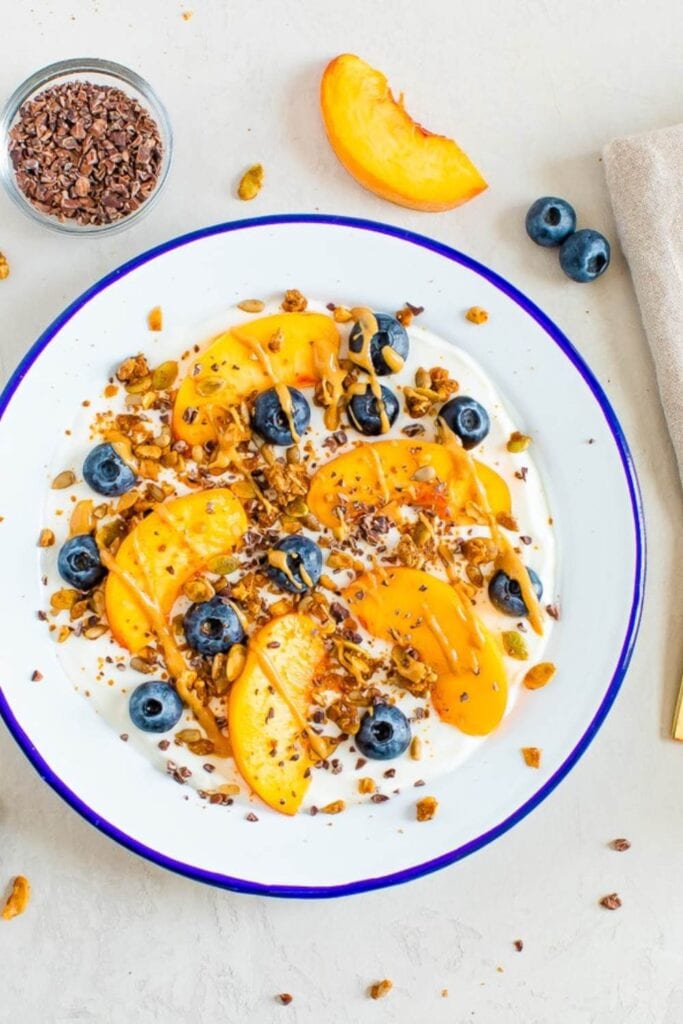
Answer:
[[363, 443, 391, 505], [252, 646, 328, 760], [98, 538, 231, 756], [230, 326, 300, 442], [438, 420, 544, 635], [348, 307, 391, 434]]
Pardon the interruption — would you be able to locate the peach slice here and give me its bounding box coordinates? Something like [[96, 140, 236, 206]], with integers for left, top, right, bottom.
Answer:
[[344, 568, 508, 736], [228, 614, 325, 814], [320, 54, 487, 212], [172, 312, 341, 446], [105, 488, 247, 654], [307, 439, 510, 529]]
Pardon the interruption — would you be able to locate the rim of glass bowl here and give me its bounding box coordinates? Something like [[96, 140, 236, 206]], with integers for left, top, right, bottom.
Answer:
[[0, 58, 173, 237]]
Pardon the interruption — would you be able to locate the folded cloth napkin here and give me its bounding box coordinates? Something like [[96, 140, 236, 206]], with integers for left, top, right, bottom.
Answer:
[[603, 124, 683, 475]]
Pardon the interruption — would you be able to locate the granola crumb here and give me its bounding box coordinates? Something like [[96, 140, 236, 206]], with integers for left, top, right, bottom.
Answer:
[[245, 812, 259, 822], [507, 431, 532, 453], [465, 305, 488, 324], [599, 892, 622, 910], [441, 988, 449, 997], [181, 8, 193, 18], [546, 603, 561, 620], [358, 777, 376, 795], [2, 875, 30, 920], [416, 795, 438, 821], [609, 838, 631, 852], [369, 979, 393, 1000], [147, 306, 163, 331], [410, 735, 422, 760], [0, 252, 9, 280], [513, 939, 524, 952], [31, 670, 43, 682], [277, 993, 293, 1005], [237, 163, 264, 201], [320, 799, 345, 815], [281, 289, 308, 313], [521, 746, 541, 768], [37, 528, 55, 548]]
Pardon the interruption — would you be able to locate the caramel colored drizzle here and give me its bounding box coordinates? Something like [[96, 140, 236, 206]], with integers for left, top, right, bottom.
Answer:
[[99, 543, 231, 756], [206, 406, 275, 515], [231, 327, 300, 442], [380, 345, 405, 373], [349, 307, 391, 434], [153, 502, 206, 562], [267, 549, 300, 589], [438, 420, 544, 635], [253, 647, 327, 760], [420, 605, 461, 674], [312, 334, 347, 430], [364, 444, 391, 504]]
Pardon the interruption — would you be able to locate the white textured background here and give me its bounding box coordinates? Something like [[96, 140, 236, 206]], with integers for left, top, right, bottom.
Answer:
[[1, 1, 682, 1021]]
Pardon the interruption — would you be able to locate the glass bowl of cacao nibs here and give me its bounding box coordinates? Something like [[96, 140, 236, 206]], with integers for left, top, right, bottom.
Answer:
[[0, 58, 172, 235]]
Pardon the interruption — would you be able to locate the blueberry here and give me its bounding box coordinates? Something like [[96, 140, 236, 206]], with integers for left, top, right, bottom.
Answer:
[[559, 229, 611, 282], [251, 386, 311, 445], [525, 196, 576, 247], [348, 385, 399, 436], [356, 704, 411, 760], [489, 568, 543, 618], [57, 534, 106, 591], [129, 681, 183, 733], [183, 596, 245, 656], [266, 535, 323, 594], [83, 442, 136, 497], [439, 395, 490, 450], [349, 312, 410, 375]]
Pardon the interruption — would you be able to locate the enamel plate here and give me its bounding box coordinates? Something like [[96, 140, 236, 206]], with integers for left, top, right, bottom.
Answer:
[[0, 216, 644, 897]]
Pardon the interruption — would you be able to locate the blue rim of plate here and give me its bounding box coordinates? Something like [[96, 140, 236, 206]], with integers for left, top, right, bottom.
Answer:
[[0, 214, 645, 899]]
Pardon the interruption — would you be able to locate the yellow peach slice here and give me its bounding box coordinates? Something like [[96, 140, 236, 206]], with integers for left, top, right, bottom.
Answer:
[[307, 440, 510, 529], [320, 54, 487, 212], [105, 488, 247, 654], [228, 614, 325, 815], [172, 312, 341, 446], [344, 568, 507, 736]]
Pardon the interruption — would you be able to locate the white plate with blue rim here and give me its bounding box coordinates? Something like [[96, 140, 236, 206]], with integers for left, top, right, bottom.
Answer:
[[0, 215, 644, 897]]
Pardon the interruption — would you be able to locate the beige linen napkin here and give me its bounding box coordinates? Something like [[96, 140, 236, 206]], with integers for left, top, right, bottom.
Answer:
[[603, 124, 683, 474], [604, 124, 683, 737]]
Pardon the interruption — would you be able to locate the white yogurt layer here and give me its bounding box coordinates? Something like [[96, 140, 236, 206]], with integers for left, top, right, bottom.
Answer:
[[42, 300, 555, 814]]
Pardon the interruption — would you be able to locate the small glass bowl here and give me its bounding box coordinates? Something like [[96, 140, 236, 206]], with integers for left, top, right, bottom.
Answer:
[[0, 58, 173, 236]]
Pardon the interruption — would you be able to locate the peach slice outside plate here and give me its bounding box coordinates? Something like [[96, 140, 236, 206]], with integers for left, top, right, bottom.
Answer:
[[320, 53, 487, 212]]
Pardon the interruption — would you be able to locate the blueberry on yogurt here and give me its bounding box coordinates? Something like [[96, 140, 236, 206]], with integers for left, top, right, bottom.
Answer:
[[129, 681, 183, 733], [356, 704, 412, 760], [57, 534, 106, 591], [83, 442, 136, 496], [349, 312, 410, 375], [489, 567, 543, 618]]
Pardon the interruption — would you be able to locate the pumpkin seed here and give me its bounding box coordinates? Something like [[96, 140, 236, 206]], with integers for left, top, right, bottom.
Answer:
[[226, 643, 247, 682], [507, 431, 531, 453], [84, 624, 108, 640], [176, 728, 202, 744], [125, 374, 152, 394], [69, 500, 94, 536], [237, 299, 265, 313], [195, 376, 225, 397], [51, 470, 76, 490], [523, 662, 556, 690], [502, 630, 529, 660], [206, 554, 239, 576]]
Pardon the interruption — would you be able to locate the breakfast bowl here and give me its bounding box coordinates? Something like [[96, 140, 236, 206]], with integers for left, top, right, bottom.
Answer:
[[0, 215, 644, 896]]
